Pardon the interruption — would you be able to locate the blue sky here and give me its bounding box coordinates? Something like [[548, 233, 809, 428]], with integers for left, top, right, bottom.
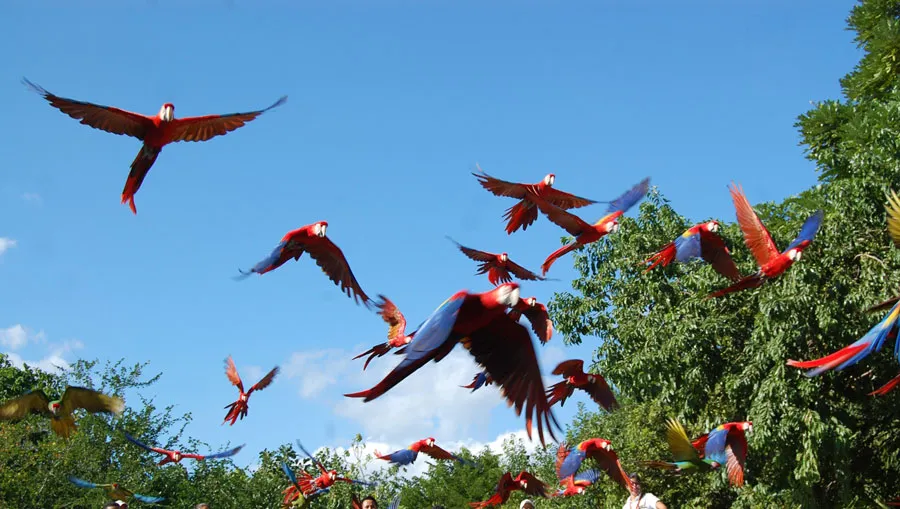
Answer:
[[1, 1, 861, 471]]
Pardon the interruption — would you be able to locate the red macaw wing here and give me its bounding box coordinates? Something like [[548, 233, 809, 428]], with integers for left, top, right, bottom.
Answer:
[[123, 432, 170, 456], [699, 228, 742, 282], [461, 314, 560, 446], [691, 432, 710, 454], [420, 443, 457, 461], [376, 295, 407, 339], [870, 372, 900, 396], [583, 374, 618, 411], [472, 165, 530, 198], [725, 432, 747, 487], [551, 359, 584, 378], [352, 495, 362, 509], [450, 238, 496, 262], [555, 442, 570, 479], [303, 237, 372, 308], [249, 366, 279, 394], [538, 186, 598, 210], [586, 449, 632, 491], [167, 96, 287, 143], [528, 191, 593, 237], [505, 259, 546, 282], [516, 470, 549, 498], [23, 78, 153, 139], [224, 356, 245, 393], [728, 183, 779, 267], [522, 303, 553, 344]]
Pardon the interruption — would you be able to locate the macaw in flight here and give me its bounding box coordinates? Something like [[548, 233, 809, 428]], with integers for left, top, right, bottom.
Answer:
[[472, 164, 598, 234], [294, 440, 376, 496], [553, 469, 603, 497], [555, 439, 632, 491], [644, 220, 741, 282], [375, 437, 470, 466], [691, 421, 752, 487], [23, 78, 286, 214], [0, 386, 123, 439], [642, 418, 721, 474], [353, 495, 401, 509], [448, 237, 546, 286], [461, 370, 494, 392], [67, 475, 164, 504], [124, 431, 244, 466], [281, 462, 324, 507], [344, 283, 561, 446], [530, 177, 651, 275], [546, 359, 618, 412], [708, 183, 823, 298], [508, 296, 553, 344], [237, 222, 373, 308], [469, 471, 549, 508], [354, 295, 416, 370], [222, 356, 279, 426]]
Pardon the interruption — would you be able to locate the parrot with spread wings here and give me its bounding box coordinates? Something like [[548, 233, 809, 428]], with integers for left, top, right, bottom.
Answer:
[[531, 177, 650, 275], [469, 471, 549, 508], [375, 437, 470, 466], [708, 183, 823, 298], [124, 431, 244, 466], [508, 296, 553, 344], [294, 441, 375, 496], [553, 469, 603, 498], [448, 238, 546, 286], [642, 418, 721, 474], [68, 475, 164, 504], [461, 370, 494, 392], [644, 220, 741, 282], [555, 439, 632, 490], [0, 386, 123, 439], [23, 78, 286, 214], [472, 165, 598, 234], [353, 295, 416, 370], [691, 421, 752, 487], [281, 462, 326, 507], [546, 359, 618, 412], [345, 283, 560, 446], [237, 222, 373, 308], [353, 495, 401, 509], [222, 357, 278, 426]]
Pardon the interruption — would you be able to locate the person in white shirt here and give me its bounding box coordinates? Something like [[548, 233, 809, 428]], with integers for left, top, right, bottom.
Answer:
[[623, 473, 667, 509], [520, 500, 535, 509]]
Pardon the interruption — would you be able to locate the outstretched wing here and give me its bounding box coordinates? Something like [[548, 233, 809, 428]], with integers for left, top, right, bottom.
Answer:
[[123, 432, 170, 456], [0, 390, 52, 420], [522, 303, 553, 344], [517, 470, 549, 498], [195, 443, 245, 461], [225, 356, 244, 393], [584, 374, 618, 412], [886, 189, 900, 247], [605, 177, 650, 215], [351, 494, 362, 509], [167, 95, 287, 142], [420, 443, 461, 461], [132, 493, 166, 504], [728, 183, 779, 266], [783, 209, 825, 253], [60, 386, 124, 417], [376, 295, 407, 339], [68, 475, 109, 490], [699, 229, 742, 282], [666, 418, 701, 463], [249, 367, 279, 394], [282, 461, 303, 489], [304, 237, 373, 308], [587, 449, 632, 491], [528, 191, 593, 237], [296, 440, 329, 475], [725, 431, 748, 487], [505, 259, 546, 282], [472, 165, 530, 198], [551, 359, 584, 378], [540, 186, 598, 210], [555, 442, 570, 479], [449, 237, 497, 262]]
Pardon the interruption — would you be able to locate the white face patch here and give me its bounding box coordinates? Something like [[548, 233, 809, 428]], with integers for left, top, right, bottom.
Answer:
[[544, 174, 555, 186], [315, 223, 327, 237], [708, 221, 719, 232], [159, 105, 174, 122], [788, 249, 802, 261]]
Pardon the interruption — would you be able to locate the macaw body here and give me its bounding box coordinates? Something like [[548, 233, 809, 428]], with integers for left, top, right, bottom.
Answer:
[[555, 439, 632, 490], [691, 421, 752, 487], [508, 296, 553, 344], [645, 221, 741, 281], [124, 432, 243, 466], [531, 178, 650, 275], [281, 462, 327, 507], [23, 78, 286, 214], [553, 469, 602, 497], [473, 166, 598, 234], [643, 418, 721, 475], [376, 437, 468, 466], [461, 370, 494, 392], [344, 283, 560, 445], [294, 441, 375, 496], [0, 386, 124, 439], [449, 238, 545, 285], [68, 475, 164, 504], [354, 295, 416, 370], [709, 184, 823, 298], [547, 359, 618, 412], [469, 471, 548, 508], [222, 356, 279, 426]]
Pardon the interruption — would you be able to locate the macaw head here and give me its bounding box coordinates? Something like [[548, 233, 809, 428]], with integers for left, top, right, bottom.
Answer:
[[173, 451, 182, 462], [704, 220, 720, 233], [587, 374, 596, 383], [499, 252, 508, 263], [327, 470, 336, 481], [518, 478, 528, 489], [526, 296, 537, 307], [239, 392, 249, 402], [543, 174, 555, 187], [312, 222, 328, 238], [741, 421, 753, 433], [49, 401, 61, 415], [489, 283, 521, 309], [605, 220, 620, 234], [576, 486, 585, 494], [426, 437, 436, 447], [159, 103, 175, 122], [111, 483, 120, 489]]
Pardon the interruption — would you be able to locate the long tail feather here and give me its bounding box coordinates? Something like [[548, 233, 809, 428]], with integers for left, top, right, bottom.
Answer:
[[707, 273, 764, 298], [541, 243, 579, 276], [869, 372, 900, 396]]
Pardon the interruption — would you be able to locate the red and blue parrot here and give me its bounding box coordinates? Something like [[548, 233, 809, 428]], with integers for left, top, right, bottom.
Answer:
[[645, 220, 741, 282], [344, 283, 560, 446], [469, 471, 549, 508], [68, 476, 165, 504], [552, 469, 603, 498], [293, 441, 375, 497], [709, 183, 824, 298], [461, 370, 494, 392], [555, 439, 632, 491], [375, 437, 471, 466], [124, 431, 244, 466], [281, 461, 324, 507], [691, 421, 752, 487]]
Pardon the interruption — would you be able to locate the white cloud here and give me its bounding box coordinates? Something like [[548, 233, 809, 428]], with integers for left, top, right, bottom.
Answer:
[[3, 334, 84, 374], [0, 324, 46, 351], [283, 349, 352, 398], [22, 193, 42, 204], [0, 238, 16, 256]]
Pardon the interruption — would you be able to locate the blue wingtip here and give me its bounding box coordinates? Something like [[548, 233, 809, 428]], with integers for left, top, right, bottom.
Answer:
[[134, 494, 165, 504], [786, 209, 825, 251], [607, 177, 651, 214], [387, 496, 401, 509], [67, 475, 96, 489], [282, 461, 299, 485]]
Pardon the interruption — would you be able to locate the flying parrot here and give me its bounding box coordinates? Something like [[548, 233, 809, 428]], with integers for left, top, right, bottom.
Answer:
[[448, 237, 546, 286], [644, 220, 741, 282], [508, 296, 553, 344], [461, 370, 494, 392], [344, 283, 561, 446], [353, 295, 416, 370], [555, 439, 632, 490], [469, 471, 549, 508], [237, 222, 373, 308], [281, 461, 326, 507], [222, 356, 279, 426], [531, 177, 651, 276], [375, 437, 470, 466], [690, 421, 752, 487], [67, 475, 164, 504], [0, 386, 124, 439], [472, 165, 598, 234], [553, 469, 603, 498], [642, 418, 721, 474], [294, 440, 376, 496], [23, 78, 286, 214], [546, 359, 618, 412], [124, 431, 244, 466], [353, 495, 401, 509], [708, 183, 823, 298]]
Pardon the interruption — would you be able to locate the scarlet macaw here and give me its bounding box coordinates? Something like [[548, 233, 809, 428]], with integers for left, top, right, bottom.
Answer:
[[67, 475, 164, 504], [546, 359, 618, 412], [353, 295, 416, 370], [461, 370, 494, 392], [508, 296, 553, 344], [222, 356, 278, 426], [123, 431, 244, 466], [294, 441, 375, 496], [708, 183, 823, 298], [281, 462, 325, 507], [642, 418, 721, 474], [690, 421, 752, 487], [469, 471, 549, 508], [644, 221, 741, 282], [531, 178, 650, 275], [344, 283, 560, 446], [553, 469, 602, 497], [555, 439, 632, 490], [472, 165, 598, 234], [448, 237, 546, 286], [0, 386, 123, 439], [375, 437, 469, 466], [23, 78, 286, 214]]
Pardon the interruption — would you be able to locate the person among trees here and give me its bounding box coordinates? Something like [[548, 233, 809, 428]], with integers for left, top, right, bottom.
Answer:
[[623, 474, 667, 509], [520, 499, 535, 509], [360, 495, 378, 509]]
